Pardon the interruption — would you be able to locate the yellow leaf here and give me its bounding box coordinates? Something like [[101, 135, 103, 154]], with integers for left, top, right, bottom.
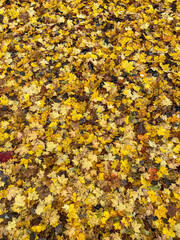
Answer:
[[122, 60, 134, 73], [154, 205, 168, 219], [155, 157, 162, 164], [6, 218, 17, 231], [141, 176, 151, 188], [46, 142, 57, 152], [57, 16, 65, 23], [76, 233, 86, 240], [0, 181, 4, 187], [103, 82, 113, 92], [173, 144, 180, 154], [67, 204, 78, 220], [49, 210, 59, 227], [124, 115, 129, 124], [160, 63, 169, 72], [27, 188, 39, 201], [31, 224, 46, 233], [97, 173, 104, 180], [0, 96, 9, 105], [173, 192, 180, 201], [14, 194, 26, 207], [157, 166, 169, 178], [131, 220, 142, 233], [7, 186, 20, 201], [161, 97, 172, 106], [157, 127, 168, 136], [20, 158, 32, 169], [12, 194, 26, 213], [114, 222, 122, 230], [162, 227, 175, 238], [36, 200, 46, 215], [122, 216, 131, 227], [81, 158, 92, 170], [103, 211, 110, 219], [147, 190, 158, 203], [174, 223, 180, 238], [24, 93, 30, 101], [44, 194, 54, 204], [123, 89, 131, 97], [121, 159, 130, 172]]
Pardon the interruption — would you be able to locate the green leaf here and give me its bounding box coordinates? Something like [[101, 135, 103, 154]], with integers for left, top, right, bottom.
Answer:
[[96, 210, 102, 219], [125, 228, 134, 234], [24, 154, 30, 159], [69, 167, 76, 172], [148, 185, 161, 191], [129, 112, 133, 122]]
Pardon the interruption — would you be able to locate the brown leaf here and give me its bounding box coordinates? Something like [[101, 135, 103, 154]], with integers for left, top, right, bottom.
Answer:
[[116, 117, 125, 126], [31, 216, 42, 226], [21, 166, 38, 179], [19, 12, 29, 20], [0, 86, 10, 94], [167, 204, 178, 218], [137, 122, 146, 135], [112, 178, 121, 188], [12, 164, 21, 175], [70, 121, 79, 131], [40, 86, 47, 95], [36, 185, 50, 200], [98, 180, 111, 192]]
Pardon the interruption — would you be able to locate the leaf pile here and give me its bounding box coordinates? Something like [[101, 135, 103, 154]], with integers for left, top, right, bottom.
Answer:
[[0, 0, 180, 239]]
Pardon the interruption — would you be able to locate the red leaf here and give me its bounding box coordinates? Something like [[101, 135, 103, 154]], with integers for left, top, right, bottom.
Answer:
[[140, 146, 146, 154], [148, 168, 157, 174], [149, 173, 158, 182], [0, 151, 13, 163]]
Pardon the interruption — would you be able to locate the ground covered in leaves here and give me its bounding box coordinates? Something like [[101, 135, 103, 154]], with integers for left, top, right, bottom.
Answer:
[[0, 0, 180, 239]]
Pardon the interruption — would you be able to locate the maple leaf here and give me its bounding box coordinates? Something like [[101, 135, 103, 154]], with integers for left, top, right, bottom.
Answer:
[[162, 227, 175, 239], [31, 224, 46, 233], [14, 194, 26, 207], [173, 144, 180, 154], [11, 194, 26, 213], [20, 158, 32, 169], [121, 60, 134, 73], [64, 225, 76, 238], [147, 189, 158, 203], [81, 158, 92, 170], [6, 218, 17, 232], [27, 188, 39, 201], [7, 186, 21, 201], [101, 211, 110, 224], [0, 0, 179, 239], [148, 168, 158, 182], [35, 200, 46, 215], [76, 233, 86, 240], [161, 96, 172, 106], [154, 205, 168, 219], [174, 223, 180, 238], [49, 209, 59, 227], [46, 142, 58, 152], [157, 166, 169, 178], [0, 151, 13, 163], [114, 222, 122, 230], [131, 220, 142, 233]]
